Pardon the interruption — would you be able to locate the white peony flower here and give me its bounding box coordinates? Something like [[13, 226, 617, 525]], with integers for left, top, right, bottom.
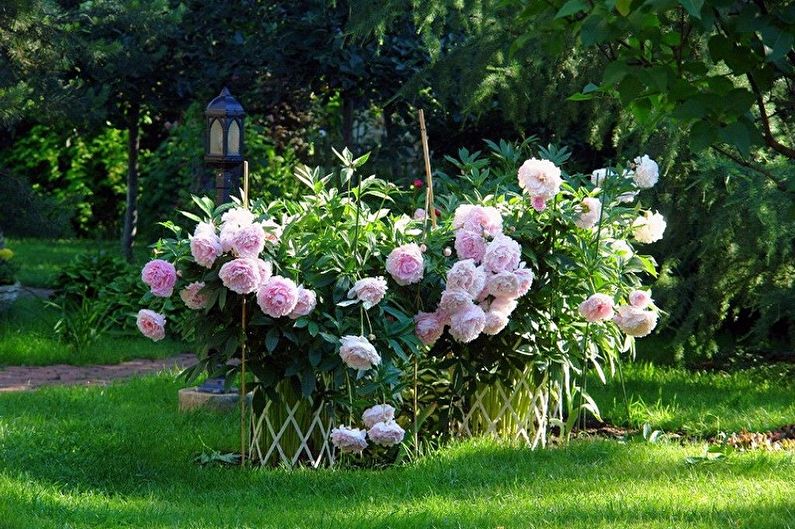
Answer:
[[518, 158, 563, 200], [339, 335, 381, 370], [632, 155, 659, 189], [632, 211, 666, 244], [574, 197, 602, 229], [613, 305, 658, 337], [330, 426, 368, 454], [362, 404, 396, 429], [367, 420, 405, 447]]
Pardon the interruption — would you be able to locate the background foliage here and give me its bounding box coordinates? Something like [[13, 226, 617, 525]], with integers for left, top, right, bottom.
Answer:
[[0, 0, 792, 365]]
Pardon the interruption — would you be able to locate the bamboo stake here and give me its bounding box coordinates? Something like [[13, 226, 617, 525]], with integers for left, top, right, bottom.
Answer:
[[418, 109, 436, 228], [240, 161, 250, 467]]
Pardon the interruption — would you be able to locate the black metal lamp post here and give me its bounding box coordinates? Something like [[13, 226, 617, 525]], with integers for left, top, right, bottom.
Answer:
[[197, 87, 245, 395], [204, 87, 246, 204]]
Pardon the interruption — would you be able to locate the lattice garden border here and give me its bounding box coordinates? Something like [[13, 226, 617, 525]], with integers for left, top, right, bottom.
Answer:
[[246, 369, 556, 467], [248, 396, 337, 468]]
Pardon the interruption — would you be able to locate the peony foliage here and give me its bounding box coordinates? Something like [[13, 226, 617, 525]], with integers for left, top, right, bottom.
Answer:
[[137, 141, 666, 457]]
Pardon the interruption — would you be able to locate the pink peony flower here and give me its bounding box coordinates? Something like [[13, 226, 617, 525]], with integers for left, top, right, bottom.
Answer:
[[490, 296, 518, 317], [629, 289, 652, 309], [446, 259, 487, 298], [220, 208, 256, 252], [486, 271, 521, 299], [452, 205, 475, 230], [362, 404, 396, 429], [347, 277, 388, 309], [483, 310, 510, 335], [438, 288, 474, 316], [194, 221, 216, 236], [179, 281, 208, 310], [461, 206, 503, 237], [288, 286, 317, 319], [414, 310, 445, 346], [368, 420, 405, 447], [448, 304, 486, 343], [136, 309, 166, 341], [531, 196, 547, 212], [257, 259, 273, 285], [514, 266, 534, 297], [413, 208, 427, 220], [229, 223, 266, 258], [385, 243, 424, 286], [575, 197, 602, 229], [481, 234, 521, 274], [141, 259, 177, 298], [330, 426, 368, 454], [257, 275, 299, 318], [613, 305, 658, 337], [578, 293, 615, 322], [219, 258, 261, 294], [190, 229, 223, 269], [454, 229, 488, 263], [518, 158, 562, 200], [339, 335, 381, 370]]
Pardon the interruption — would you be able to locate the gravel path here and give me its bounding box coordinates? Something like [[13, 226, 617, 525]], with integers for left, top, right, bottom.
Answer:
[[0, 353, 196, 392]]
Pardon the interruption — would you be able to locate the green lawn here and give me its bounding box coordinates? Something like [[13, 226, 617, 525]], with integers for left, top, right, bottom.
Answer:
[[7, 238, 151, 288], [592, 362, 795, 437], [0, 371, 793, 528], [0, 297, 185, 366]]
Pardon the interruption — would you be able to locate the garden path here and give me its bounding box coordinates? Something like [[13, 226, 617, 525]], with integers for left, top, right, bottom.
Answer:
[[0, 353, 195, 392]]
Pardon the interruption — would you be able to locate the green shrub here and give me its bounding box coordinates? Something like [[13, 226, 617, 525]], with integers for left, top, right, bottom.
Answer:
[[652, 154, 794, 365], [0, 172, 73, 238]]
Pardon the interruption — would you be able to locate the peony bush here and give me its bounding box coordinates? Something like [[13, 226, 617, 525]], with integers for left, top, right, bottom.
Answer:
[[136, 141, 666, 462]]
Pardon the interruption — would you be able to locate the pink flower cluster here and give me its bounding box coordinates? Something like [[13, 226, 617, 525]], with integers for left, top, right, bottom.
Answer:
[[137, 210, 312, 342], [414, 205, 533, 345], [330, 403, 405, 454], [579, 289, 658, 337]]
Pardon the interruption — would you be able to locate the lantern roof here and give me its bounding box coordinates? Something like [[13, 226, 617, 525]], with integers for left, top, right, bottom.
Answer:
[[206, 87, 245, 118]]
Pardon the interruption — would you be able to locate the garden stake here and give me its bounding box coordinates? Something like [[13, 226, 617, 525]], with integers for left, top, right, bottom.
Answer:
[[418, 109, 436, 228], [240, 161, 250, 467]]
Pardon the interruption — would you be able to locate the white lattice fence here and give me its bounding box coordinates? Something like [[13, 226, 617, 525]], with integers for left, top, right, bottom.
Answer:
[[459, 370, 553, 449], [248, 394, 336, 468]]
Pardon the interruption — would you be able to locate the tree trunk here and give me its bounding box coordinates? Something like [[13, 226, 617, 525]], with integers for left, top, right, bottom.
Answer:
[[121, 103, 140, 262], [342, 95, 354, 149]]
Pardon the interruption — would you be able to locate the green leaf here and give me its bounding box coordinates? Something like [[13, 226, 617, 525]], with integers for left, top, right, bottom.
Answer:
[[555, 0, 587, 19], [616, 0, 632, 16], [718, 121, 752, 156], [580, 14, 611, 46], [265, 327, 280, 352], [678, 0, 703, 19], [689, 120, 716, 151]]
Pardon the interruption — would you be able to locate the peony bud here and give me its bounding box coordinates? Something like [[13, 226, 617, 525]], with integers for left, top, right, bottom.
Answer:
[[420, 244, 427, 253], [443, 247, 452, 257]]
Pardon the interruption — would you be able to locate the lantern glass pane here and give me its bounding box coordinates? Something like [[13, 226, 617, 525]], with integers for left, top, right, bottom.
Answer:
[[209, 119, 224, 155], [227, 120, 240, 155]]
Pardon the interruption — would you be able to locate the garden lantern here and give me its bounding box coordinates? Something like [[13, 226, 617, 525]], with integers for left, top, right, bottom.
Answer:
[[204, 87, 245, 203]]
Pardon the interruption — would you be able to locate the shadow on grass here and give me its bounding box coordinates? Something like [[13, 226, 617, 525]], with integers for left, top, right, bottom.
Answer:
[[0, 374, 794, 528]]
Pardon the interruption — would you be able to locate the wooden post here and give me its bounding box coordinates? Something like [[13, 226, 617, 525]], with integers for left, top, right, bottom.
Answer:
[[240, 161, 249, 467], [418, 109, 436, 228]]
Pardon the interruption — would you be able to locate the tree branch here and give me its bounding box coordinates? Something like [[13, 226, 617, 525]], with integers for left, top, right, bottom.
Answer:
[[746, 73, 795, 159], [710, 145, 787, 192]]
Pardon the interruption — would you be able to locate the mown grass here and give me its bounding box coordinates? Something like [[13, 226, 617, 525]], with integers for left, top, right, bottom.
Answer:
[[592, 362, 795, 437], [7, 238, 150, 288], [0, 373, 793, 528], [0, 297, 184, 366]]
